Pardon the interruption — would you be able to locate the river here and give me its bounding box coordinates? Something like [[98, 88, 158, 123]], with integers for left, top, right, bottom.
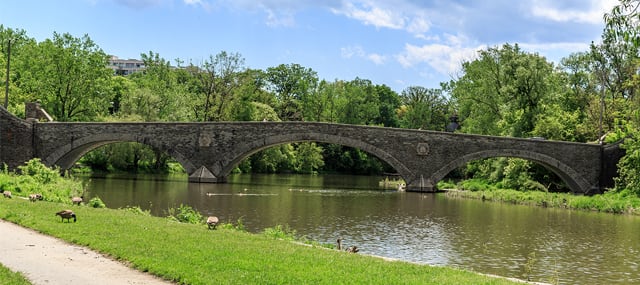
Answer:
[[81, 173, 640, 285]]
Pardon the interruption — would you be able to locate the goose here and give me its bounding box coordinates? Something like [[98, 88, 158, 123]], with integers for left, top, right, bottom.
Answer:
[[71, 196, 83, 205], [337, 238, 359, 253], [55, 210, 76, 223], [206, 216, 219, 230], [29, 193, 43, 202], [2, 191, 11, 198]]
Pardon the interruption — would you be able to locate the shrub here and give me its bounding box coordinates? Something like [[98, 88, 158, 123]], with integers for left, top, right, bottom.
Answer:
[[88, 196, 106, 208], [121, 206, 151, 216], [18, 158, 60, 184], [262, 224, 298, 241], [217, 217, 247, 231], [166, 204, 203, 224]]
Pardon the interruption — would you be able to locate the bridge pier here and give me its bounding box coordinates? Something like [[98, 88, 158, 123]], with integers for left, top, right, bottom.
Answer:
[[405, 175, 436, 193], [188, 166, 226, 183]]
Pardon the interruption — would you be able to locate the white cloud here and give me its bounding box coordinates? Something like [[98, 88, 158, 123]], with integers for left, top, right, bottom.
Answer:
[[341, 45, 387, 65], [367, 53, 386, 65], [183, 0, 212, 10], [333, 1, 405, 30], [264, 8, 296, 27], [531, 0, 618, 24], [407, 17, 430, 35], [396, 34, 484, 76], [330, 0, 434, 38]]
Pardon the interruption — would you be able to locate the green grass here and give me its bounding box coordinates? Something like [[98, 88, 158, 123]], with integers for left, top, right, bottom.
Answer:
[[0, 264, 31, 285], [0, 198, 520, 285], [445, 182, 640, 215]]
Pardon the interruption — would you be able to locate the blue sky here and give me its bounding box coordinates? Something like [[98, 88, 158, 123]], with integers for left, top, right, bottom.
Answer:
[[1, 0, 617, 92]]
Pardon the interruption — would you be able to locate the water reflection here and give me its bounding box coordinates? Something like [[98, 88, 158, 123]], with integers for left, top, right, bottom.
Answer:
[[82, 173, 640, 285]]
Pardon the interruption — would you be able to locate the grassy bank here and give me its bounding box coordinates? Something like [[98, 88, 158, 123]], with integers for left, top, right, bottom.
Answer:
[[0, 197, 520, 285], [0, 264, 31, 285], [443, 179, 640, 215]]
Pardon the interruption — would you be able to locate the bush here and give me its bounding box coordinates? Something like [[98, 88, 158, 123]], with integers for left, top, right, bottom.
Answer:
[[217, 217, 246, 231], [459, 179, 492, 192], [121, 206, 151, 216], [88, 196, 106, 208], [18, 158, 60, 184], [262, 224, 298, 241], [166, 204, 203, 224], [0, 159, 83, 203]]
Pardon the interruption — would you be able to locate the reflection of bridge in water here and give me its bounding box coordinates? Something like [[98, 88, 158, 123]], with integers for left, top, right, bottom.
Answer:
[[0, 105, 623, 193]]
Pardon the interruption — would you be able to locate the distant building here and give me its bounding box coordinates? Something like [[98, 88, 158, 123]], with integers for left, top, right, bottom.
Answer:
[[107, 56, 145, 75]]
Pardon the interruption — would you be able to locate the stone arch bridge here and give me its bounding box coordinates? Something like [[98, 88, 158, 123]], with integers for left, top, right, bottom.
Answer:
[[0, 107, 622, 193]]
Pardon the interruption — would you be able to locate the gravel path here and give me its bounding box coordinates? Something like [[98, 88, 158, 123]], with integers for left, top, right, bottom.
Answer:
[[0, 219, 174, 285]]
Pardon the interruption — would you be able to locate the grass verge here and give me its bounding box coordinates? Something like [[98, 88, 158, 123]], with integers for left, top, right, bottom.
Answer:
[[444, 179, 640, 215], [0, 197, 520, 285], [0, 264, 31, 285]]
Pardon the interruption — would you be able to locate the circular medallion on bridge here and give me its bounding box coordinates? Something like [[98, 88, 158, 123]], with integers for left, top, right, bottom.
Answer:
[[199, 133, 212, 147], [416, 142, 429, 156]]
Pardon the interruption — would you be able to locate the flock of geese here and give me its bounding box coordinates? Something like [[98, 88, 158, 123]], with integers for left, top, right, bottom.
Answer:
[[3, 190, 360, 254], [3, 191, 81, 223]]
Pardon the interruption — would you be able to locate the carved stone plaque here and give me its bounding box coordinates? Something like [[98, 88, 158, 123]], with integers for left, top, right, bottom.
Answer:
[[199, 133, 212, 147], [416, 142, 429, 156]]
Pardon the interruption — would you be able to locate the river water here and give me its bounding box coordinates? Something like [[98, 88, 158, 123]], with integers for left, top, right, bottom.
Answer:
[[82, 173, 640, 285]]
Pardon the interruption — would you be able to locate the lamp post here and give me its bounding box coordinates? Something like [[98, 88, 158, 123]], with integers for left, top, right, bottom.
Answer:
[[3, 38, 11, 109]]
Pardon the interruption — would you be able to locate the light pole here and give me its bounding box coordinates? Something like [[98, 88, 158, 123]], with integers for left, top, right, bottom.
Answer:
[[3, 38, 11, 109]]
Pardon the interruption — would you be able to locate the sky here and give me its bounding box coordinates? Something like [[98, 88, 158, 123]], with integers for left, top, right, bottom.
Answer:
[[0, 0, 618, 92]]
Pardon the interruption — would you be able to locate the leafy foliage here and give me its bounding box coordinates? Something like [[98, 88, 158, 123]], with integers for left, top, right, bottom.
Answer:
[[88, 196, 107, 208], [166, 204, 203, 224], [15, 32, 112, 121], [0, 159, 83, 203]]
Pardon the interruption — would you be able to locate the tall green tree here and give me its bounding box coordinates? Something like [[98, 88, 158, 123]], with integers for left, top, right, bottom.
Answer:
[[448, 43, 560, 137], [605, 0, 640, 47], [373, 84, 401, 127], [398, 86, 449, 130], [124, 51, 191, 121], [0, 25, 33, 114], [15, 32, 112, 121], [602, 0, 640, 194], [188, 51, 246, 121], [265, 63, 318, 121], [338, 78, 380, 125], [293, 142, 325, 174]]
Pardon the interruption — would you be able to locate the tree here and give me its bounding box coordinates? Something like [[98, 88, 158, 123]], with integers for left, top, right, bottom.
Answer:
[[447, 43, 560, 137], [15, 32, 112, 121], [188, 51, 246, 121], [398, 86, 450, 130], [229, 68, 277, 121], [373, 84, 401, 127], [124, 51, 192, 121], [0, 25, 33, 113], [293, 142, 325, 174], [602, 0, 640, 194], [265, 63, 318, 121], [605, 0, 640, 47], [338, 78, 380, 125]]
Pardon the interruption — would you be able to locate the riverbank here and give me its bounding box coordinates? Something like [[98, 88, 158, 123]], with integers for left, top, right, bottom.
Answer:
[[0, 197, 522, 285], [442, 179, 640, 215]]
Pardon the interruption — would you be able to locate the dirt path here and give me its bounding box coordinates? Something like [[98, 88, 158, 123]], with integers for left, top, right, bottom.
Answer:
[[0, 219, 174, 285]]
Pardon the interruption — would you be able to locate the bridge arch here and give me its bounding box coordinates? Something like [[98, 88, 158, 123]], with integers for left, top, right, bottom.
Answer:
[[430, 149, 593, 193], [42, 133, 196, 174], [216, 132, 414, 181]]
